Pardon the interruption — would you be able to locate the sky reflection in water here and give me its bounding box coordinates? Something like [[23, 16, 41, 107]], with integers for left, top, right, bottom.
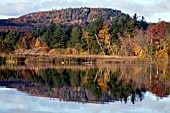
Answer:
[[0, 87, 169, 113]]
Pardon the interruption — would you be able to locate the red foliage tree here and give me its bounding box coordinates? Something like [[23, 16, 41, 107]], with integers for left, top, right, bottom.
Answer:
[[149, 21, 169, 39], [148, 21, 170, 49]]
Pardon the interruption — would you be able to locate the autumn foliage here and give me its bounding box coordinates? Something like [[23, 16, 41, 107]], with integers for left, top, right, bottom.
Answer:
[[0, 8, 170, 60], [149, 21, 169, 39]]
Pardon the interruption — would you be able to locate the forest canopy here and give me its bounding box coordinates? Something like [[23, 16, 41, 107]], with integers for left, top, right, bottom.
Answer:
[[0, 8, 170, 60]]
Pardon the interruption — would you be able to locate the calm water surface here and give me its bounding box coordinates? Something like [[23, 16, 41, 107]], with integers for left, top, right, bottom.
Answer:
[[0, 63, 170, 113]]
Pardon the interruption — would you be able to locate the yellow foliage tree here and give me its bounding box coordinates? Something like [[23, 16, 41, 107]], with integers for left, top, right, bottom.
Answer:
[[43, 42, 48, 48], [98, 23, 109, 39], [82, 28, 92, 54], [98, 23, 112, 54], [35, 38, 41, 48], [65, 48, 78, 55]]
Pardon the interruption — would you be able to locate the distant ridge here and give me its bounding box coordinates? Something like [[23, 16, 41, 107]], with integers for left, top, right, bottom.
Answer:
[[0, 7, 126, 31]]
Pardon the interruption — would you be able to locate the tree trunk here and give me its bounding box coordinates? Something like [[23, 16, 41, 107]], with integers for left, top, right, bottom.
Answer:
[[95, 34, 105, 55]]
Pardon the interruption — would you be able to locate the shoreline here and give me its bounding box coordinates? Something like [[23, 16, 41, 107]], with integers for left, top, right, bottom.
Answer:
[[0, 54, 150, 64]]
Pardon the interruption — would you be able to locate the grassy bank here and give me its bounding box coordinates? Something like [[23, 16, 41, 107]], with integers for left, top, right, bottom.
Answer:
[[0, 54, 150, 65]]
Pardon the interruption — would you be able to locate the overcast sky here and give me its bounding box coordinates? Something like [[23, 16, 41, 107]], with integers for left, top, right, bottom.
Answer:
[[0, 0, 170, 22]]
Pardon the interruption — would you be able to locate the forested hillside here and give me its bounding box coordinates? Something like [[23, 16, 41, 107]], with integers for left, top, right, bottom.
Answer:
[[0, 8, 124, 31], [0, 8, 170, 60]]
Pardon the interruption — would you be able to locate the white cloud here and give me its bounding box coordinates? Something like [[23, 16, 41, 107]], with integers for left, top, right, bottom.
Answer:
[[0, 0, 170, 22], [0, 0, 38, 16]]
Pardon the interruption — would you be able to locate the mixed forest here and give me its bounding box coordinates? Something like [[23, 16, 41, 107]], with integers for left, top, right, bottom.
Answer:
[[0, 8, 170, 60]]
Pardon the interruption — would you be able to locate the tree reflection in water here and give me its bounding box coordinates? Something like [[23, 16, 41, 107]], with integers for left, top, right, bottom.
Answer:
[[0, 64, 170, 104]]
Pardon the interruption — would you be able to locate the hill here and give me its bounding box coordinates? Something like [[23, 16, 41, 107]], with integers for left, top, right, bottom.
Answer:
[[2, 7, 170, 61], [0, 7, 125, 31]]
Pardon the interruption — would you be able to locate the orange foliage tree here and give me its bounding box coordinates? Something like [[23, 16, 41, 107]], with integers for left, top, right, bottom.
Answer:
[[35, 38, 41, 47], [149, 21, 170, 59], [98, 23, 113, 54]]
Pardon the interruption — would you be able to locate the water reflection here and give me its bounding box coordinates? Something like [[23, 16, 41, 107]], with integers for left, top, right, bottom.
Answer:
[[1, 88, 170, 113], [0, 63, 170, 104]]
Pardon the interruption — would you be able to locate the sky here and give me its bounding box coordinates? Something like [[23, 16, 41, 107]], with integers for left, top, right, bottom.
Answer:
[[0, 0, 170, 23]]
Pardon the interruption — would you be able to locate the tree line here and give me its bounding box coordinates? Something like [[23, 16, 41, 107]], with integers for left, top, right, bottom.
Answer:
[[0, 13, 170, 59]]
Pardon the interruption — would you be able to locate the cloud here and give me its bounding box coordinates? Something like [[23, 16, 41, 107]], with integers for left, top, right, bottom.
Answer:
[[130, 0, 170, 16], [37, 0, 85, 10], [0, 0, 38, 16], [0, 0, 170, 22]]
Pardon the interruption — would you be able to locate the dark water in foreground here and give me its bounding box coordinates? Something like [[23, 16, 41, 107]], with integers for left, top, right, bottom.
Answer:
[[0, 63, 170, 113]]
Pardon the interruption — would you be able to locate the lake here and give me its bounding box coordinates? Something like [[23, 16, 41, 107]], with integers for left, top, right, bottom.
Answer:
[[0, 63, 170, 113]]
